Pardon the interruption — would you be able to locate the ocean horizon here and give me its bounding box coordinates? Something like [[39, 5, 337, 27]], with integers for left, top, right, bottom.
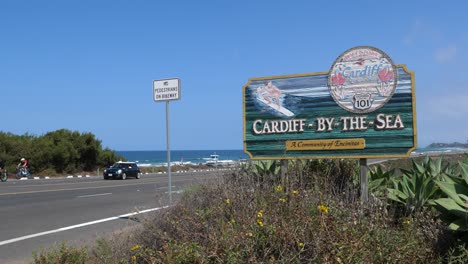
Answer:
[[117, 149, 249, 166], [117, 146, 467, 167]]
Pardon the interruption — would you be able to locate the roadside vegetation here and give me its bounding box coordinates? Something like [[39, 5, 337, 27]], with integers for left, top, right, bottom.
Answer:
[[32, 153, 468, 263], [0, 129, 124, 176]]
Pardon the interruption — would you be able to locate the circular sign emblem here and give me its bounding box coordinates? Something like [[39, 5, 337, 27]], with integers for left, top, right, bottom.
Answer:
[[328, 46, 397, 114]]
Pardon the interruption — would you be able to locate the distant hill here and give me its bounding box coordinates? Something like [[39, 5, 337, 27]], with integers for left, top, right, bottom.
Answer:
[[427, 142, 468, 148]]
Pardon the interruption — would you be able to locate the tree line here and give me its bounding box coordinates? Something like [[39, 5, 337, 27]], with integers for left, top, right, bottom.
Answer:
[[0, 129, 125, 175]]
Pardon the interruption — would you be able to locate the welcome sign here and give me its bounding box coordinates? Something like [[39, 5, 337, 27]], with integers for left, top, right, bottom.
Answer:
[[243, 46, 417, 159]]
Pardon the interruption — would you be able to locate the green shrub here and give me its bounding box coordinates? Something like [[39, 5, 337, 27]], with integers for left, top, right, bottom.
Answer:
[[441, 243, 468, 263], [250, 160, 281, 184], [287, 159, 359, 198], [0, 129, 124, 175], [433, 157, 468, 233], [91, 239, 114, 264], [32, 242, 88, 264], [387, 157, 445, 215], [369, 165, 395, 197]]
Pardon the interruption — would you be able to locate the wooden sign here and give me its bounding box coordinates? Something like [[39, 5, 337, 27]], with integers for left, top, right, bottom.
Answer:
[[243, 46, 417, 160]]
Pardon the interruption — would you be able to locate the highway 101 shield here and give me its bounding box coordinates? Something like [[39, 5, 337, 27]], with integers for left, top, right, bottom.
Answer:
[[242, 46, 417, 160]]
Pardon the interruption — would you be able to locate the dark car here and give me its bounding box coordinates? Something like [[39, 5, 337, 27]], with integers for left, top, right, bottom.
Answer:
[[103, 161, 141, 180]]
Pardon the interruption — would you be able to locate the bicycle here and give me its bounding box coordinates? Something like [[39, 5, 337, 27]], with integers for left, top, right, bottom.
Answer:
[[16, 167, 30, 179], [0, 168, 7, 182]]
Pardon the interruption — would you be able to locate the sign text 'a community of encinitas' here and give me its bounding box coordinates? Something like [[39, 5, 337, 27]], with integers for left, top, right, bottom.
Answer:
[[243, 46, 417, 160]]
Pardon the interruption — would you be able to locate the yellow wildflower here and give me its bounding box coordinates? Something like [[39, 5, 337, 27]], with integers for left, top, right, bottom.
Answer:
[[279, 198, 286, 203], [229, 218, 236, 224], [298, 242, 304, 248], [132, 255, 137, 263], [131, 244, 140, 251], [318, 205, 329, 213], [276, 185, 283, 192], [257, 210, 263, 218], [403, 218, 411, 225], [225, 198, 230, 204], [292, 190, 299, 195], [257, 219, 264, 227]]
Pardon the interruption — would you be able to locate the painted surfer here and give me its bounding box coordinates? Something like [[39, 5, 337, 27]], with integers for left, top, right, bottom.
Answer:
[[257, 81, 282, 109]]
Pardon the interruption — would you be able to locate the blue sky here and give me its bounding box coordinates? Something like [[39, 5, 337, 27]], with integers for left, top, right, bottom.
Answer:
[[1, 0, 467, 150]]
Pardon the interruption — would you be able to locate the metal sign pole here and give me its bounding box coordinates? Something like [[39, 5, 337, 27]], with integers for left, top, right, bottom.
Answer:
[[154, 77, 180, 206], [166, 101, 172, 205], [360, 158, 368, 203]]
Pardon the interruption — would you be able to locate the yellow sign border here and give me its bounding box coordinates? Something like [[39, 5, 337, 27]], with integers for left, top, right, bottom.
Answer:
[[242, 64, 417, 160]]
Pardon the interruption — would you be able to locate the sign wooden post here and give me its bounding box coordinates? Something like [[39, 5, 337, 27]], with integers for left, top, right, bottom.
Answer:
[[360, 158, 368, 203], [281, 159, 288, 188]]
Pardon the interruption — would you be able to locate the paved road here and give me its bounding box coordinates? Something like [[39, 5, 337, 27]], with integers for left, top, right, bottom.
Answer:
[[0, 170, 229, 263]]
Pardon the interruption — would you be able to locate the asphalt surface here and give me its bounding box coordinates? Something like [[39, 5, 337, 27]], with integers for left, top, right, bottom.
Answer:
[[0, 169, 229, 263]]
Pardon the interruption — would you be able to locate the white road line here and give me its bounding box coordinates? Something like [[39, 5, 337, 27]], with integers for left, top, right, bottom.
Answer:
[[0, 206, 168, 246], [165, 190, 184, 194], [77, 193, 112, 198], [157, 186, 176, 190]]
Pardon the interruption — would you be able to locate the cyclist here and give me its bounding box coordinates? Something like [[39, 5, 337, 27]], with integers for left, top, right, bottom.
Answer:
[[17, 158, 29, 177]]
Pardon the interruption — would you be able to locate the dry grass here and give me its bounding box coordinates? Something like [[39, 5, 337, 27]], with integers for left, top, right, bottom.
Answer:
[[32, 157, 468, 263], [88, 160, 444, 263]]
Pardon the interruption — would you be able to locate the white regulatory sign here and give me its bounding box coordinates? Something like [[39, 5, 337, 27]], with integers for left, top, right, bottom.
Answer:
[[153, 78, 181, 102]]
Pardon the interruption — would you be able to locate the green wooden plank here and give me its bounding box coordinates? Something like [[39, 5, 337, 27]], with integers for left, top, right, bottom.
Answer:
[[243, 62, 416, 159]]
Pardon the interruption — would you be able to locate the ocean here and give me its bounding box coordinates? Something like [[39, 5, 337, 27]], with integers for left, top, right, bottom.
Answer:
[[412, 147, 468, 155], [117, 150, 249, 167], [117, 147, 467, 167]]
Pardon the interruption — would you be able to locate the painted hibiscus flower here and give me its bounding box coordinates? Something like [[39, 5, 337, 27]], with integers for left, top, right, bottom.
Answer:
[[332, 72, 346, 86], [378, 68, 393, 82]]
